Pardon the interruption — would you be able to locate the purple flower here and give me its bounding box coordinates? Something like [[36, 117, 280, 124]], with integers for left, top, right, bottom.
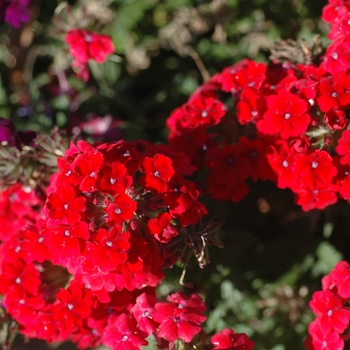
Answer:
[[4, 0, 31, 28]]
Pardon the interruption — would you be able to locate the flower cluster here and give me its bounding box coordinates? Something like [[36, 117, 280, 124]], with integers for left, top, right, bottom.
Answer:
[[65, 29, 115, 80], [0, 139, 248, 349], [166, 0, 350, 212], [306, 260, 350, 350]]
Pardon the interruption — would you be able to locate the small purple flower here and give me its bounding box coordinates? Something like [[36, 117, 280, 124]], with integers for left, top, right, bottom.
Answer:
[[4, 0, 31, 28]]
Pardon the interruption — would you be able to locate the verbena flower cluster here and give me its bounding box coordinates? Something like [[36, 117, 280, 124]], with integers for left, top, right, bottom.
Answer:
[[0, 140, 253, 349], [307, 260, 350, 350], [2, 0, 350, 349], [166, 0, 350, 212]]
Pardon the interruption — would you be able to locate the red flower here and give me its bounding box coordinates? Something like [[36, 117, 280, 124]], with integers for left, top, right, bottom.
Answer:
[[131, 292, 159, 335], [102, 313, 148, 350], [329, 261, 350, 299], [97, 161, 133, 195], [139, 154, 175, 193], [310, 289, 350, 333], [211, 328, 255, 350], [46, 185, 86, 224], [294, 150, 337, 190], [257, 89, 311, 139], [0, 259, 41, 296], [153, 292, 206, 343], [325, 107, 347, 130], [294, 184, 338, 211], [182, 96, 226, 128], [236, 88, 265, 125], [336, 130, 350, 165], [147, 212, 178, 243], [72, 149, 104, 192], [309, 318, 344, 350], [84, 226, 130, 273], [65, 29, 114, 64], [44, 222, 90, 263], [106, 194, 137, 225], [53, 286, 93, 332]]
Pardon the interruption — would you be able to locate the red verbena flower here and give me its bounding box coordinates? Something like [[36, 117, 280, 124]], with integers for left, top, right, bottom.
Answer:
[[153, 292, 206, 343], [65, 29, 114, 64], [211, 328, 255, 350]]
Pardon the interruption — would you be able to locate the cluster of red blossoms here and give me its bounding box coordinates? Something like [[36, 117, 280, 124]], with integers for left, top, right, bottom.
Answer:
[[166, 0, 350, 212], [0, 140, 254, 349], [306, 260, 350, 350], [65, 29, 114, 81]]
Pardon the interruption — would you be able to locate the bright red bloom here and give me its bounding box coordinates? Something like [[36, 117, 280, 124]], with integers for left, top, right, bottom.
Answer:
[[139, 154, 175, 193], [102, 313, 148, 350], [211, 328, 255, 350], [236, 88, 265, 125], [257, 89, 311, 139], [316, 74, 350, 113], [294, 150, 337, 190], [309, 318, 344, 350], [266, 141, 298, 189], [323, 38, 350, 74], [65, 29, 114, 64], [131, 292, 158, 335], [72, 144, 104, 192], [336, 130, 350, 165], [84, 226, 130, 273], [0, 259, 41, 296], [46, 185, 86, 224], [329, 261, 350, 299], [153, 292, 206, 343], [310, 289, 350, 333], [97, 161, 133, 195], [182, 96, 226, 128], [53, 286, 93, 332], [44, 222, 90, 264], [294, 184, 338, 211], [106, 194, 137, 225], [147, 212, 178, 243]]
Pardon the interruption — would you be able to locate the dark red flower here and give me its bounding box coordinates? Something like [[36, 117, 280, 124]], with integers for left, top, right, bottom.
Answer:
[[211, 328, 255, 350], [147, 212, 178, 243]]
